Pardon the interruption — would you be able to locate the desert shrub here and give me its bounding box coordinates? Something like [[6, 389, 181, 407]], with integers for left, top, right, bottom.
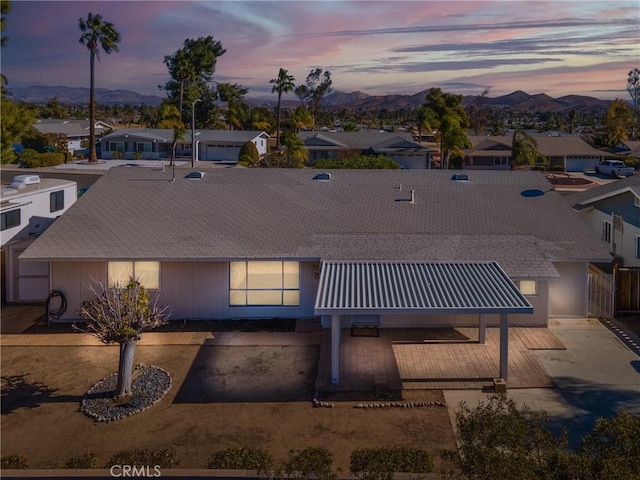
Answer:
[[105, 448, 181, 469], [206, 447, 273, 472], [1, 454, 29, 469], [281, 446, 337, 480], [64, 452, 98, 469], [350, 447, 434, 480], [112, 150, 124, 159]]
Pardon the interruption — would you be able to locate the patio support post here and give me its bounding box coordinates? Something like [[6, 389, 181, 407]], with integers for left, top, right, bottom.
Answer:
[[500, 313, 509, 381], [479, 314, 486, 344], [331, 314, 341, 384]]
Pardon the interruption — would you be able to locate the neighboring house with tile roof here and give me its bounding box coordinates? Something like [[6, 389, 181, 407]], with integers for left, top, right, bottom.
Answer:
[[21, 168, 610, 328], [464, 135, 605, 172], [569, 175, 640, 268], [298, 131, 438, 169], [100, 128, 269, 162], [33, 119, 112, 153]]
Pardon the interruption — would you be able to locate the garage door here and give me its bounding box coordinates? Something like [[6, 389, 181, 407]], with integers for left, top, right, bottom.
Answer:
[[206, 145, 238, 162], [566, 157, 599, 172]]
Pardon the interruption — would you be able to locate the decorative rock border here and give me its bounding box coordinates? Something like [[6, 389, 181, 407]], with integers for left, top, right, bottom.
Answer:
[[354, 401, 446, 409], [81, 364, 172, 422]]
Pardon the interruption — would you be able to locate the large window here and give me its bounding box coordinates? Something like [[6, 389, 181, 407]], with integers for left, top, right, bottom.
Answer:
[[108, 261, 160, 289], [1, 209, 21, 231], [50, 190, 64, 212], [636, 236, 640, 260], [230, 261, 300, 306], [109, 142, 124, 153], [136, 142, 152, 152]]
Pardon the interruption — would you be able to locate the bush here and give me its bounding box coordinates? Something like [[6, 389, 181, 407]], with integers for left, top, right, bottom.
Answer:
[[64, 452, 98, 469], [1, 454, 29, 469], [239, 141, 260, 166], [549, 165, 565, 172], [105, 448, 181, 469], [314, 155, 400, 169], [206, 447, 273, 473], [19, 150, 65, 168], [282, 447, 337, 480], [350, 447, 434, 480]]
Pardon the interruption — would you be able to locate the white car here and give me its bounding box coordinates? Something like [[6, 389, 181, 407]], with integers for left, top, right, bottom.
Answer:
[[595, 160, 635, 177]]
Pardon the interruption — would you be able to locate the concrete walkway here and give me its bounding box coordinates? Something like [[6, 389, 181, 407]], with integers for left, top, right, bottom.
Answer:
[[444, 317, 640, 446]]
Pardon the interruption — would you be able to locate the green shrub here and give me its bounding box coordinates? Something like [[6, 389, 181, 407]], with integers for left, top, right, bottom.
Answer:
[[17, 148, 40, 166], [282, 446, 337, 480], [19, 150, 65, 168], [1, 454, 29, 469], [64, 452, 98, 469], [350, 447, 434, 480], [239, 141, 260, 165], [315, 155, 401, 169], [206, 447, 273, 472], [105, 448, 181, 469], [112, 150, 124, 159]]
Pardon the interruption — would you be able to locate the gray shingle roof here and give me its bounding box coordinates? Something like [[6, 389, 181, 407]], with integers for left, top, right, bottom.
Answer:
[[101, 128, 268, 144], [467, 135, 605, 157], [21, 168, 611, 278], [568, 174, 640, 207]]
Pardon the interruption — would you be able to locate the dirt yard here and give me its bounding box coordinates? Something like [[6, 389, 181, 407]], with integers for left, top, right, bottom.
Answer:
[[1, 343, 456, 473]]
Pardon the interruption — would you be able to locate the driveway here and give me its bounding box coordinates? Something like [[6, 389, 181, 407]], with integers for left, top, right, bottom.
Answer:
[[444, 317, 640, 445]]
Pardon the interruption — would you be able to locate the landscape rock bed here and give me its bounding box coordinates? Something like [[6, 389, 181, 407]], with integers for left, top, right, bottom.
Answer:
[[81, 364, 172, 422]]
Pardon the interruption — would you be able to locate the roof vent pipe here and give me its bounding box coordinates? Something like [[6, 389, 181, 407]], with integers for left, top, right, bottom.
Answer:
[[410, 190, 415, 204]]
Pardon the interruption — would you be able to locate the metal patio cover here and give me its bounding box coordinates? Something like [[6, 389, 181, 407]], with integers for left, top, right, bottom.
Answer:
[[314, 261, 533, 316]]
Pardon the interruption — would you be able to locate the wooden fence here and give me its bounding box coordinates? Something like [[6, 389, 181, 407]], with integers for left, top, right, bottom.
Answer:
[[616, 267, 640, 314]]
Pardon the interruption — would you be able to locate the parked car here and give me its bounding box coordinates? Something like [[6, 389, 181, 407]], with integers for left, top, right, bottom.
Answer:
[[594, 160, 635, 177]]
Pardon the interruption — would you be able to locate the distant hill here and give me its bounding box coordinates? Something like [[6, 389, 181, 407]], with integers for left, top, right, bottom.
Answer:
[[5, 84, 611, 113], [320, 89, 611, 113], [6, 85, 163, 106]]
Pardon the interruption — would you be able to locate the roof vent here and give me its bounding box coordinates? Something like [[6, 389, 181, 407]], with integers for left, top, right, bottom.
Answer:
[[451, 173, 469, 181], [185, 171, 205, 179], [313, 172, 331, 181], [10, 174, 41, 189]]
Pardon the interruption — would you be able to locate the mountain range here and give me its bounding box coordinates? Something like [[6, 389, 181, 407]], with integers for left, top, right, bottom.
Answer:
[[6, 85, 612, 113]]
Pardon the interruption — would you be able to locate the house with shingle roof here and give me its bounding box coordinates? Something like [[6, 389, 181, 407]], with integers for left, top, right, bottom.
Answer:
[[464, 135, 605, 172], [20, 167, 611, 385], [298, 131, 438, 169], [569, 175, 640, 267], [100, 128, 269, 162], [34, 119, 112, 153]]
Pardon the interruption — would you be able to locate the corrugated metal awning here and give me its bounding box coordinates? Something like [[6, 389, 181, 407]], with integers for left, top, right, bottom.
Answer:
[[314, 261, 533, 315]]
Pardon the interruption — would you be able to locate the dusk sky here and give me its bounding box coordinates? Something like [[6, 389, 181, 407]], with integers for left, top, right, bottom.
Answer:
[[2, 1, 639, 101]]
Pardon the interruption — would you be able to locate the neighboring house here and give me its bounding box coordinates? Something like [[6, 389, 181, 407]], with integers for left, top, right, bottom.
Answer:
[[569, 175, 640, 268], [298, 131, 438, 169], [464, 135, 605, 172], [34, 119, 112, 153], [100, 128, 269, 162], [610, 140, 640, 156], [1, 174, 77, 302], [20, 168, 611, 385]]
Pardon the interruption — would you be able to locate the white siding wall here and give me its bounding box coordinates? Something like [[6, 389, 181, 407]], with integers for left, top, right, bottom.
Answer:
[[51, 260, 318, 321], [548, 262, 588, 317]]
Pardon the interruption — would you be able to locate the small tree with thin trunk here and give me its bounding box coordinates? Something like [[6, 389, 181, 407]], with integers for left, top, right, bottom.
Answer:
[[78, 279, 170, 400]]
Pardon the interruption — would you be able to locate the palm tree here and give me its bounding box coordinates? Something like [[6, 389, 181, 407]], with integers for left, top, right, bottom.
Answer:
[[78, 13, 121, 163], [270, 68, 295, 149]]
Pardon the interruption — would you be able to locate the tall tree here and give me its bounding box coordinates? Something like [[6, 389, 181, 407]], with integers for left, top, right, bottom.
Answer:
[[40, 97, 68, 119], [423, 88, 470, 169], [1, 0, 11, 95], [627, 68, 639, 140], [157, 102, 184, 166], [78, 279, 170, 400], [0, 99, 36, 163], [604, 99, 632, 146], [512, 129, 542, 168], [468, 87, 491, 136], [270, 68, 295, 149], [163, 36, 225, 123], [217, 82, 248, 130], [78, 13, 121, 163], [294, 68, 332, 128]]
